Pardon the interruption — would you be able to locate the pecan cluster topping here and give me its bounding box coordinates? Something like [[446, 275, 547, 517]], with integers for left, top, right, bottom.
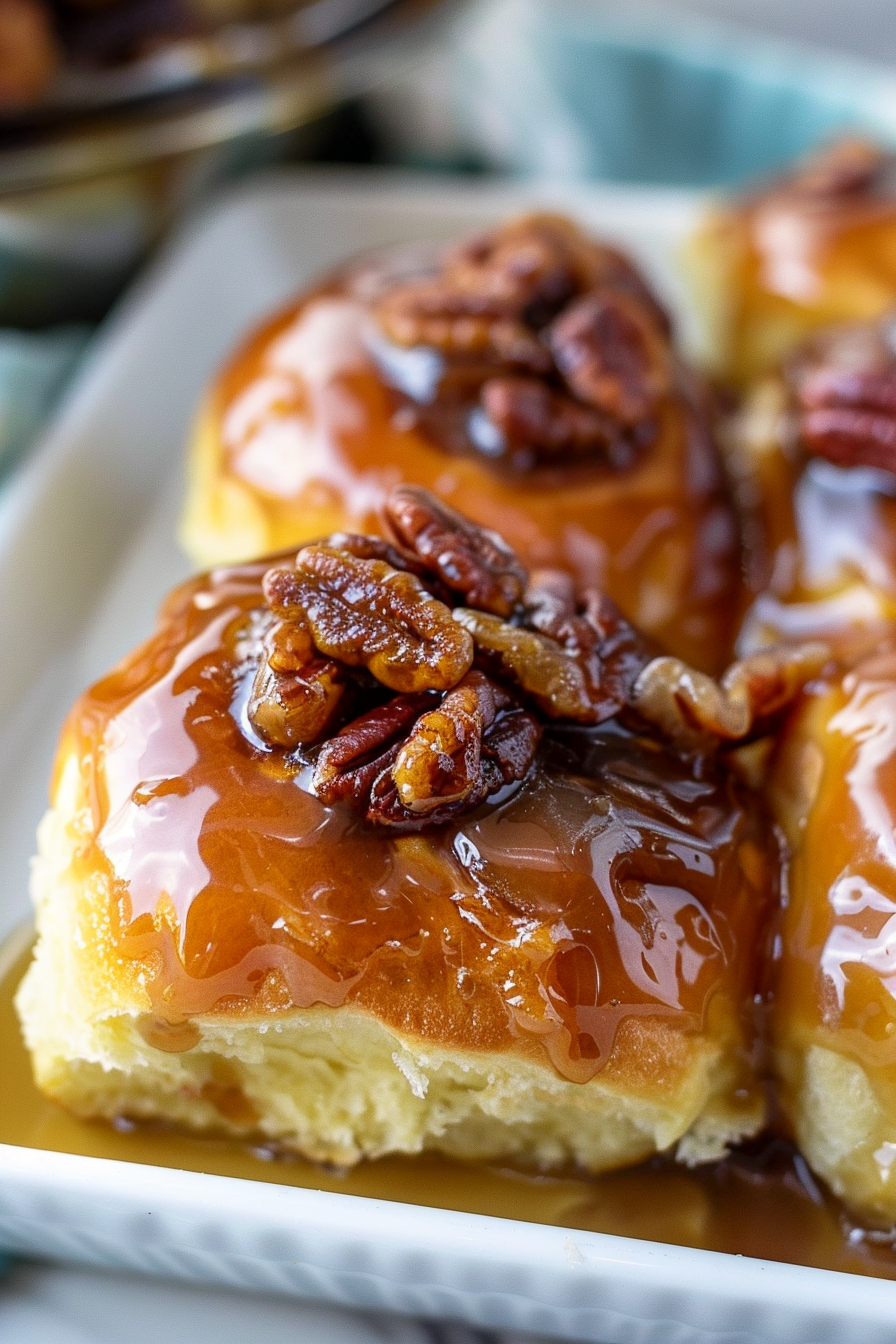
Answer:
[[372, 214, 673, 470], [244, 487, 654, 830], [243, 487, 829, 829], [788, 320, 896, 478]]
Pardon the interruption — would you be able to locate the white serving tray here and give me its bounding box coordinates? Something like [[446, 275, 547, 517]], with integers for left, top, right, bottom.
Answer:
[[1, 169, 894, 1344]]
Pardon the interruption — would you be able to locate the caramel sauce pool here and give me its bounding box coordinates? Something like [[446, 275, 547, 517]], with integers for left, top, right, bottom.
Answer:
[[2, 942, 894, 1279], [64, 558, 771, 1083]]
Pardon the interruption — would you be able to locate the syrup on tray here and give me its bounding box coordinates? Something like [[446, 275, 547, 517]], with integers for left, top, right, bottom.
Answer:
[[2, 941, 895, 1279]]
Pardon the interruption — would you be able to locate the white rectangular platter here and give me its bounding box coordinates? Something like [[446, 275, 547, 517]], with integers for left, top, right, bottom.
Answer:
[[1, 169, 895, 1344]]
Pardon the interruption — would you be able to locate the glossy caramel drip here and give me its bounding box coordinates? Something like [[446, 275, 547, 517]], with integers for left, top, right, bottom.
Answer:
[[203, 250, 739, 673], [2, 941, 894, 1280], [772, 648, 896, 1102], [64, 557, 773, 1084], [734, 385, 896, 656]]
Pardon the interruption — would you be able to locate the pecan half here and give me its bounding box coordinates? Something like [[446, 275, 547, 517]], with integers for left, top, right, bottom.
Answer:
[[390, 670, 509, 814], [521, 576, 651, 713], [370, 674, 541, 829], [630, 642, 830, 751], [480, 375, 623, 458], [794, 364, 896, 415], [376, 291, 550, 371], [377, 214, 590, 357], [453, 607, 608, 723], [789, 321, 896, 478], [247, 617, 345, 749], [312, 693, 437, 805], [385, 486, 527, 617], [310, 675, 540, 830], [444, 215, 582, 316], [264, 546, 473, 694], [801, 406, 896, 475], [373, 217, 578, 370], [548, 288, 671, 425], [479, 708, 543, 789]]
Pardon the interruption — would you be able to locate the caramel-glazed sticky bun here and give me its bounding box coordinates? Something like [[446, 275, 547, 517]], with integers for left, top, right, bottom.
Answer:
[[18, 489, 823, 1173], [181, 214, 740, 673], [770, 645, 896, 1227], [715, 261, 896, 1225], [690, 138, 896, 385]]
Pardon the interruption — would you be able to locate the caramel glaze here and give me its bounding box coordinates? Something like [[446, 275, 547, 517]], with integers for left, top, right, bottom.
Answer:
[[63, 555, 774, 1085], [771, 647, 896, 1105], [721, 176, 896, 383], [734, 402, 896, 656], [203, 250, 739, 674]]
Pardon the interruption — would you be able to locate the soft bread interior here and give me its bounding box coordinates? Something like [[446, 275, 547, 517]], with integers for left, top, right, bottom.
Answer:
[[776, 1038, 896, 1228], [16, 752, 764, 1172]]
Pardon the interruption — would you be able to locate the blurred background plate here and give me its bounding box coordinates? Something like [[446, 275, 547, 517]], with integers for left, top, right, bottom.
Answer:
[[0, 0, 453, 326], [3, 0, 896, 330]]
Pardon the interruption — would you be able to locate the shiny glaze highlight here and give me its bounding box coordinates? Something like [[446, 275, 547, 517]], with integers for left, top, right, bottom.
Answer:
[[732, 373, 896, 656], [772, 648, 896, 1103]]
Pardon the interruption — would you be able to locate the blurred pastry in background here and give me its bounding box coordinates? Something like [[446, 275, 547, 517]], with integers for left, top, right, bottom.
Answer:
[[727, 315, 896, 657], [181, 213, 741, 673], [690, 138, 896, 385], [17, 489, 789, 1173], [0, 0, 375, 107], [0, 0, 199, 103], [770, 646, 896, 1228], [0, 0, 59, 105]]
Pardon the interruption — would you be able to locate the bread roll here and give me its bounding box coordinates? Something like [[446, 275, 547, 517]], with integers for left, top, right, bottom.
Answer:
[[771, 648, 896, 1225], [18, 499, 775, 1172]]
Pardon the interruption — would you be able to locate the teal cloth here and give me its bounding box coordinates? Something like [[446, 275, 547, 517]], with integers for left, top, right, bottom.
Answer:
[[454, 0, 896, 185], [0, 326, 88, 485]]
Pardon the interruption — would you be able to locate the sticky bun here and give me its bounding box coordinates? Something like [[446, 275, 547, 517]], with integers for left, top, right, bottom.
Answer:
[[690, 138, 896, 384], [770, 646, 896, 1226], [180, 213, 739, 673], [17, 489, 817, 1172]]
